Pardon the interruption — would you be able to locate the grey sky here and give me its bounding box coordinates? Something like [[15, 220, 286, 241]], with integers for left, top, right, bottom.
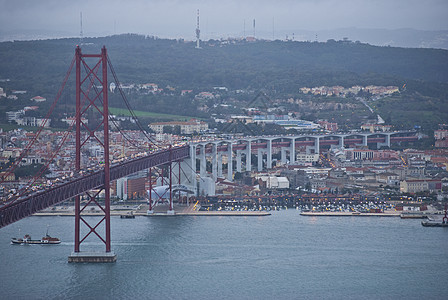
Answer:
[[1, 0, 447, 40]]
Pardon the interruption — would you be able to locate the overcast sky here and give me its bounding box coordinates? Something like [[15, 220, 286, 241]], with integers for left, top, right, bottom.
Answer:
[[1, 0, 447, 40]]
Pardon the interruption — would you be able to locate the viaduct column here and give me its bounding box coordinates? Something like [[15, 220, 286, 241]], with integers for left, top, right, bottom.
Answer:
[[267, 139, 272, 169], [281, 147, 288, 165], [246, 140, 252, 172], [377, 134, 391, 149], [362, 135, 368, 147], [212, 143, 217, 180], [200, 144, 206, 177], [308, 137, 320, 154], [227, 143, 233, 181], [290, 138, 295, 164], [190, 145, 197, 196], [217, 153, 223, 177], [257, 148, 263, 171], [236, 150, 242, 173]]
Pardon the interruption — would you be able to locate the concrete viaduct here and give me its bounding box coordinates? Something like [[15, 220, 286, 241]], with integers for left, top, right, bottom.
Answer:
[[189, 131, 418, 182]]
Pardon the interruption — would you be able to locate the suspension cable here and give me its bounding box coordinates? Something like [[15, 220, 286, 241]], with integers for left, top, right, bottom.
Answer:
[[0, 55, 76, 186], [3, 63, 98, 206], [81, 62, 148, 152], [107, 56, 160, 148]]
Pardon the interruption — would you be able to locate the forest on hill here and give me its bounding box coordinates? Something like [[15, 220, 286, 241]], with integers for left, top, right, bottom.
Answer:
[[0, 34, 447, 131], [0, 34, 447, 92]]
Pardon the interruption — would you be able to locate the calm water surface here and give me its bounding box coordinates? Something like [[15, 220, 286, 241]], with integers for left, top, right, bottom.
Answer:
[[1, 210, 447, 299]]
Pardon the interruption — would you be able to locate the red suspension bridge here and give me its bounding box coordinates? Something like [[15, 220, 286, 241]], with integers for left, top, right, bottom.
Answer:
[[0, 46, 419, 262], [0, 46, 193, 262]]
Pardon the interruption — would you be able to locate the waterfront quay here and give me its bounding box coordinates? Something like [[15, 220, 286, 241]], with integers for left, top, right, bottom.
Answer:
[[32, 197, 442, 219], [300, 211, 400, 217], [33, 203, 272, 217]]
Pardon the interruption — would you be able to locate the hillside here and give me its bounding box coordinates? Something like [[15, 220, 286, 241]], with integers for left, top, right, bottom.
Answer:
[[0, 34, 447, 90], [0, 34, 447, 131]]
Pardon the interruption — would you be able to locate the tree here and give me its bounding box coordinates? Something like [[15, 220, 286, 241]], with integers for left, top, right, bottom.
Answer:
[[163, 125, 173, 134], [234, 172, 243, 181], [173, 125, 181, 135], [14, 163, 48, 179]]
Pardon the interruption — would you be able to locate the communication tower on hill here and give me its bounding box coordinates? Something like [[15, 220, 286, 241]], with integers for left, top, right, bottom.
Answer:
[[253, 19, 256, 38], [195, 9, 201, 49]]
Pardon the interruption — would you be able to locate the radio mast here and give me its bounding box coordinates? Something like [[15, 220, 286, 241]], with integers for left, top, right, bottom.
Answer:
[[195, 9, 201, 49]]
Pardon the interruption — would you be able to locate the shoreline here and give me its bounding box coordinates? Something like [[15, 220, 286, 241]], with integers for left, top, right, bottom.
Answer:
[[300, 211, 401, 217], [33, 210, 272, 217]]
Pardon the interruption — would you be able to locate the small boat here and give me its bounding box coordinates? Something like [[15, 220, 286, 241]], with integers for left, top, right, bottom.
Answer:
[[11, 234, 61, 245]]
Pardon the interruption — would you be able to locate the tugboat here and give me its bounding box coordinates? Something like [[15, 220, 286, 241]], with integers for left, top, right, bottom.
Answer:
[[11, 228, 61, 245]]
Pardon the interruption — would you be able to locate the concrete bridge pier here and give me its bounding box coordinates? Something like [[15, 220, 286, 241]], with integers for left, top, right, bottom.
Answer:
[[353, 135, 368, 148], [180, 159, 196, 198], [290, 138, 295, 164], [257, 148, 264, 171], [361, 135, 368, 147], [267, 140, 272, 169], [281, 147, 288, 165], [217, 153, 223, 178], [227, 143, 233, 181], [236, 149, 242, 173], [306, 137, 320, 154], [246, 141, 252, 172], [190, 145, 198, 197], [212, 143, 218, 180], [376, 134, 391, 149], [199, 145, 206, 177]]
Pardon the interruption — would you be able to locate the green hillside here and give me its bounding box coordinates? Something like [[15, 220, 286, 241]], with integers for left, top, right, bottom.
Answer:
[[1, 34, 447, 91], [0, 34, 447, 131]]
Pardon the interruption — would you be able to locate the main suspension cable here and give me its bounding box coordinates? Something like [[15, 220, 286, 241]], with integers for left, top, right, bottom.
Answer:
[[81, 62, 149, 152], [3, 63, 98, 206], [107, 56, 160, 149], [0, 55, 76, 186]]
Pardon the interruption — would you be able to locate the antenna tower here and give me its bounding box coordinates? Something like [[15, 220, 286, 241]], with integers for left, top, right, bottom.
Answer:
[[253, 19, 256, 38], [195, 9, 201, 49]]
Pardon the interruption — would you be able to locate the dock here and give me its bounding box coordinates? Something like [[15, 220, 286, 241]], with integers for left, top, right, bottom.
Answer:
[[33, 204, 272, 217], [300, 211, 401, 217], [400, 213, 429, 219], [142, 211, 271, 217]]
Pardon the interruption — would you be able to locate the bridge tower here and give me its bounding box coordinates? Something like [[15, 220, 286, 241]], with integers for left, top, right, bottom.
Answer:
[[69, 46, 116, 262]]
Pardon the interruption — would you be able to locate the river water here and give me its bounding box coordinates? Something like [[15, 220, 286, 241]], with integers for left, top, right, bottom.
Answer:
[[0, 210, 447, 299]]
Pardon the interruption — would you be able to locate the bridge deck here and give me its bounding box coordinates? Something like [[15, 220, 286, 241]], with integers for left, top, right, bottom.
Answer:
[[0, 146, 189, 228]]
